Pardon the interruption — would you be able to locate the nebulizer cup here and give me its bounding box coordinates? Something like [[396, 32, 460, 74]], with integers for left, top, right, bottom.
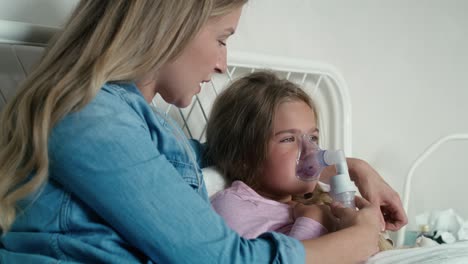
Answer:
[[295, 134, 356, 208]]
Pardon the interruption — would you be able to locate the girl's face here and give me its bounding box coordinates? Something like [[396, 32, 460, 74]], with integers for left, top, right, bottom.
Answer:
[[256, 100, 319, 203], [153, 7, 243, 107]]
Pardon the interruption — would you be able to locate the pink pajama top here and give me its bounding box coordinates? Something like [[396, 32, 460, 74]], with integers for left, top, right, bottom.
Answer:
[[210, 181, 328, 240]]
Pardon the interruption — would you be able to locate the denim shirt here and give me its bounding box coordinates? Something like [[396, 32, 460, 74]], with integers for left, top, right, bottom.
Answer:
[[0, 83, 305, 263]]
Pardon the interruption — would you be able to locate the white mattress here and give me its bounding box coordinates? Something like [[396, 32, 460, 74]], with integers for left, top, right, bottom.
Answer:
[[367, 241, 468, 264]]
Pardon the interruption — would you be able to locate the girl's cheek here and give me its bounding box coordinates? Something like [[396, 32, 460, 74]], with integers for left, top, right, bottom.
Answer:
[[288, 150, 299, 176]]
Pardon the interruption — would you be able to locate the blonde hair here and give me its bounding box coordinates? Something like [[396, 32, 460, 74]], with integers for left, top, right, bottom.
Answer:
[[206, 71, 318, 189], [0, 0, 247, 234]]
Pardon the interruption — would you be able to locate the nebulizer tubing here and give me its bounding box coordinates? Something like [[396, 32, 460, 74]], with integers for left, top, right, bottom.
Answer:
[[296, 134, 356, 208]]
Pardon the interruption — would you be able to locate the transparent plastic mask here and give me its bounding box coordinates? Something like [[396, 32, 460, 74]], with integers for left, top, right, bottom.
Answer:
[[295, 134, 328, 181], [295, 134, 356, 207]]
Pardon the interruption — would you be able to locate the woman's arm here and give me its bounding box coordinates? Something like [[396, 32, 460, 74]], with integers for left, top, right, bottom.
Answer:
[[303, 225, 379, 264], [347, 158, 407, 231], [49, 100, 305, 263]]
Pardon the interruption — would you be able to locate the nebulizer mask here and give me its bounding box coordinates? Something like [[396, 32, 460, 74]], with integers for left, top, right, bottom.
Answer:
[[296, 134, 356, 208]]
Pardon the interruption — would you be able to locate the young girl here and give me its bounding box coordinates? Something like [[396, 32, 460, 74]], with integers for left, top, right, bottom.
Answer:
[[207, 71, 382, 261]]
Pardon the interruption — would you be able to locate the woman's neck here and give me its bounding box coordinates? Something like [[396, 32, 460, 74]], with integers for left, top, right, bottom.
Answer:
[[135, 78, 157, 103]]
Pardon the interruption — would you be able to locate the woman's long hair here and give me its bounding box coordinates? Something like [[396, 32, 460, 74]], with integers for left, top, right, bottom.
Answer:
[[0, 0, 247, 234]]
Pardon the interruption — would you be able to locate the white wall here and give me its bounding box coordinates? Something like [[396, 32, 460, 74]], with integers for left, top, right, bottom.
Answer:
[[1, 0, 468, 228], [0, 0, 76, 27]]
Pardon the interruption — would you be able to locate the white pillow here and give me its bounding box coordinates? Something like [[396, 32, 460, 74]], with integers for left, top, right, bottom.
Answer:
[[202, 166, 227, 198]]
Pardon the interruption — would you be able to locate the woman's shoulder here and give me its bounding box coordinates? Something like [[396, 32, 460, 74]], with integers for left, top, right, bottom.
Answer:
[[57, 82, 155, 131], [94, 82, 150, 114], [49, 82, 159, 162]]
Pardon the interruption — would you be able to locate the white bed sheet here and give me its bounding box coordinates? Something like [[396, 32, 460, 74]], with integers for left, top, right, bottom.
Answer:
[[366, 241, 468, 264]]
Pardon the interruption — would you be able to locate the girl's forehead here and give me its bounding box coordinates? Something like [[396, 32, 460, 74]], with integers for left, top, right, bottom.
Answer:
[[275, 100, 316, 120], [271, 101, 317, 132]]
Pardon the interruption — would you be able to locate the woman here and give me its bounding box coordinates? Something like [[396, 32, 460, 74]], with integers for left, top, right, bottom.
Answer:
[[0, 1, 406, 263]]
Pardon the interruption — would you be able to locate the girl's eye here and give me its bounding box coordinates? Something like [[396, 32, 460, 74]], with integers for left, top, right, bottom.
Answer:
[[308, 135, 318, 143], [280, 137, 295, 143], [309, 135, 319, 143]]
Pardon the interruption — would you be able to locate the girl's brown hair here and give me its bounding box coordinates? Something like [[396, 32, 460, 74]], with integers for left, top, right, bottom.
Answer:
[[206, 71, 317, 189]]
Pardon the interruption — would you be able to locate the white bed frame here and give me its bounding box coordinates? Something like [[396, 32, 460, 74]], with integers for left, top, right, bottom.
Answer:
[[395, 133, 468, 247]]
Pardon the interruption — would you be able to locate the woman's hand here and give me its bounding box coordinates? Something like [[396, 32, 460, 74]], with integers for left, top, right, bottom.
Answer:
[[347, 158, 408, 231], [320, 157, 408, 231], [289, 201, 337, 232]]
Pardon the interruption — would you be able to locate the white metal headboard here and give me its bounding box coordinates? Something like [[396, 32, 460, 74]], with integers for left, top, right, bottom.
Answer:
[[0, 20, 56, 46]]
